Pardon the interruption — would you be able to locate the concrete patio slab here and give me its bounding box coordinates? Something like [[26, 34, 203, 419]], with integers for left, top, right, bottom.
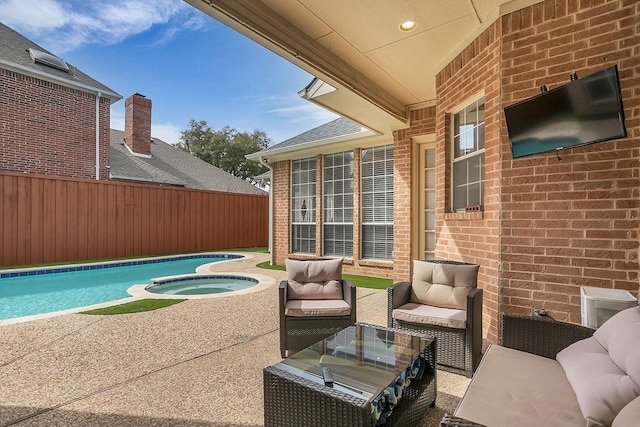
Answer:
[[0, 252, 470, 426]]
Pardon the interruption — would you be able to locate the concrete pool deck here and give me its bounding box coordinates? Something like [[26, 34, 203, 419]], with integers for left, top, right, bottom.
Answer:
[[0, 252, 470, 426]]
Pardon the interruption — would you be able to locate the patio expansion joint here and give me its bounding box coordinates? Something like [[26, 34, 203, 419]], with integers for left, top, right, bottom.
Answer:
[[1, 324, 280, 426], [0, 317, 107, 368]]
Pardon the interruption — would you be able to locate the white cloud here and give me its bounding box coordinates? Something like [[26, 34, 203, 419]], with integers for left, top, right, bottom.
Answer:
[[151, 122, 182, 145], [0, 0, 208, 53], [246, 93, 338, 126]]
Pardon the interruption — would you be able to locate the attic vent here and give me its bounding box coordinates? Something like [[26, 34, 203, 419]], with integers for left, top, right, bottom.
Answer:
[[28, 48, 69, 72]]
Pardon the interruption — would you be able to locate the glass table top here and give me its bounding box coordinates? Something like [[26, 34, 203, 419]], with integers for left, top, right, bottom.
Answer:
[[273, 324, 429, 401]]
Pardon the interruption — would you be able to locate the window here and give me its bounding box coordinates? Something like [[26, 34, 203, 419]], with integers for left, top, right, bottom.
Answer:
[[361, 145, 393, 260], [452, 98, 485, 212], [323, 151, 354, 257], [291, 157, 316, 254]]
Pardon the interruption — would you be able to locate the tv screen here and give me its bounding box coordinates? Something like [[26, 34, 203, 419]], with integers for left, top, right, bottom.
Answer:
[[505, 65, 627, 159]]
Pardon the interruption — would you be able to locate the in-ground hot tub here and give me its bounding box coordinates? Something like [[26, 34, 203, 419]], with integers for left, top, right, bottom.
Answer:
[[127, 272, 274, 300], [147, 274, 258, 296]]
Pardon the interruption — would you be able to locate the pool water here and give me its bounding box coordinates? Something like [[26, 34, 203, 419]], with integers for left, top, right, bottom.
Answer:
[[0, 255, 237, 321], [147, 275, 258, 296]]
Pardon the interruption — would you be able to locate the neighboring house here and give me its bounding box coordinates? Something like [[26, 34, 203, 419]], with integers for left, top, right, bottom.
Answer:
[[212, 0, 639, 342], [110, 93, 266, 195], [0, 22, 121, 180], [0, 23, 265, 197]]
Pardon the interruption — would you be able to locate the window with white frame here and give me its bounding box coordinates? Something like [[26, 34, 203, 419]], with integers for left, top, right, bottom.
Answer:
[[291, 157, 316, 254], [361, 145, 394, 260], [452, 98, 485, 212], [323, 151, 354, 257]]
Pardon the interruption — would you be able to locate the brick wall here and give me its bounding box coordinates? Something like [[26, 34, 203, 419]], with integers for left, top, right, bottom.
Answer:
[[499, 0, 639, 324], [436, 23, 503, 342], [393, 107, 437, 282], [272, 160, 290, 266], [0, 68, 111, 180]]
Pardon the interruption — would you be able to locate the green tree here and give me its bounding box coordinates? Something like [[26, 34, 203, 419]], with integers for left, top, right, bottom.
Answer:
[[177, 119, 270, 186]]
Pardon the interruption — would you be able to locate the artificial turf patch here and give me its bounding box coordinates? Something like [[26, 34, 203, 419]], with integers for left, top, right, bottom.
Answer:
[[81, 299, 185, 315]]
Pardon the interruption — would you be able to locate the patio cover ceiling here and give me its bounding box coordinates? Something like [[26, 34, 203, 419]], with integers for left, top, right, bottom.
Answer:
[[186, 0, 543, 133]]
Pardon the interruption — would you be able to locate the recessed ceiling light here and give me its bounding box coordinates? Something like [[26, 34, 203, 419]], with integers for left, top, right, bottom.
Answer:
[[399, 20, 417, 32]]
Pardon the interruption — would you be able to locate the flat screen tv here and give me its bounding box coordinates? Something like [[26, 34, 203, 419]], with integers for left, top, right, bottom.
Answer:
[[505, 65, 626, 159]]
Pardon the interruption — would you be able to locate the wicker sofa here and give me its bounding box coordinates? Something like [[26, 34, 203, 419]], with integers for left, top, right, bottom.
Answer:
[[442, 307, 640, 427]]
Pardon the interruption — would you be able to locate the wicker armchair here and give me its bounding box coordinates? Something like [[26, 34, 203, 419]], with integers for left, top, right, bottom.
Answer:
[[388, 259, 482, 377], [279, 258, 356, 358], [440, 313, 595, 427]]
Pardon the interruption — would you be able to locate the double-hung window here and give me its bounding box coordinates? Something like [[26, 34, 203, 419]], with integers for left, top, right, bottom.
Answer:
[[291, 157, 316, 254], [452, 98, 485, 212], [361, 145, 394, 260], [323, 151, 354, 257]]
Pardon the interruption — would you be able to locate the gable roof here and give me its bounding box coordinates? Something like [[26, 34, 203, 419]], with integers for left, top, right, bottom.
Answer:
[[0, 23, 120, 102], [248, 117, 374, 161], [109, 129, 266, 196]]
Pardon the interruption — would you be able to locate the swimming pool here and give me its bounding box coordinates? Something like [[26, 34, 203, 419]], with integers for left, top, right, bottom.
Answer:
[[0, 253, 242, 322]]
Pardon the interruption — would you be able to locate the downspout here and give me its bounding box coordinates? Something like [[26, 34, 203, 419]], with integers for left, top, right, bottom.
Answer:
[[95, 92, 102, 180], [258, 156, 274, 265]]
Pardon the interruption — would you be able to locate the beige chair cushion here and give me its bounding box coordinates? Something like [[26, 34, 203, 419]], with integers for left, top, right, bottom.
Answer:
[[286, 258, 343, 300], [557, 336, 639, 426], [612, 396, 640, 427], [284, 299, 351, 317], [455, 345, 585, 427], [410, 260, 479, 310], [392, 303, 466, 329]]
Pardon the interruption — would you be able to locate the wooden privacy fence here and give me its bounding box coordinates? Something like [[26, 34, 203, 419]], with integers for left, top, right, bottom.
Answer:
[[0, 172, 268, 267]]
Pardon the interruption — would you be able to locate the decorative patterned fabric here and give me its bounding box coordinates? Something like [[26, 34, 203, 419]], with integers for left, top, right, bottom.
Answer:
[[370, 355, 426, 425]]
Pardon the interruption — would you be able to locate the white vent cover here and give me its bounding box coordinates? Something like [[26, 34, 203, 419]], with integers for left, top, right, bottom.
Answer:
[[580, 286, 637, 328], [28, 48, 69, 72]]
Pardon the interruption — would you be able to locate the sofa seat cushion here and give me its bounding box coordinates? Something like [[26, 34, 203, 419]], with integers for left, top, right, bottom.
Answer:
[[284, 299, 351, 317], [393, 303, 466, 329], [410, 260, 478, 310], [556, 306, 640, 427], [286, 258, 343, 300], [455, 345, 584, 427]]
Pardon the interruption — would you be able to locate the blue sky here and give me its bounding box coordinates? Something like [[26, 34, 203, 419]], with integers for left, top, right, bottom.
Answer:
[[0, 0, 337, 144]]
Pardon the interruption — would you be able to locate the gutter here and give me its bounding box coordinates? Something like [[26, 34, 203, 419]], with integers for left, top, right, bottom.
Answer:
[[0, 58, 122, 102]]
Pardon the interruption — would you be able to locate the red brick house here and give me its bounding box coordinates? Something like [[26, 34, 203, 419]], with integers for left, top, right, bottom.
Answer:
[[196, 0, 639, 342], [0, 22, 121, 180]]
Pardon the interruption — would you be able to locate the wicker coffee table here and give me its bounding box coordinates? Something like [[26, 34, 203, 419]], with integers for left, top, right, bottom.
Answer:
[[264, 323, 437, 427]]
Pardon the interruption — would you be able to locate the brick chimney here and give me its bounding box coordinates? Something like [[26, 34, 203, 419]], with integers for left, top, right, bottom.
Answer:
[[124, 93, 152, 156]]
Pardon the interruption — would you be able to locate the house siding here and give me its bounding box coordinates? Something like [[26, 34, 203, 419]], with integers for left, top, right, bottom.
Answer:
[[260, 0, 639, 344], [498, 0, 639, 329], [0, 68, 110, 180], [436, 22, 503, 342]]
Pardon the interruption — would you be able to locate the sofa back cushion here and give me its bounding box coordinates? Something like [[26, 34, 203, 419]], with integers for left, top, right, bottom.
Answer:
[[409, 260, 479, 310], [556, 306, 640, 426], [286, 258, 343, 300], [593, 306, 640, 388]]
